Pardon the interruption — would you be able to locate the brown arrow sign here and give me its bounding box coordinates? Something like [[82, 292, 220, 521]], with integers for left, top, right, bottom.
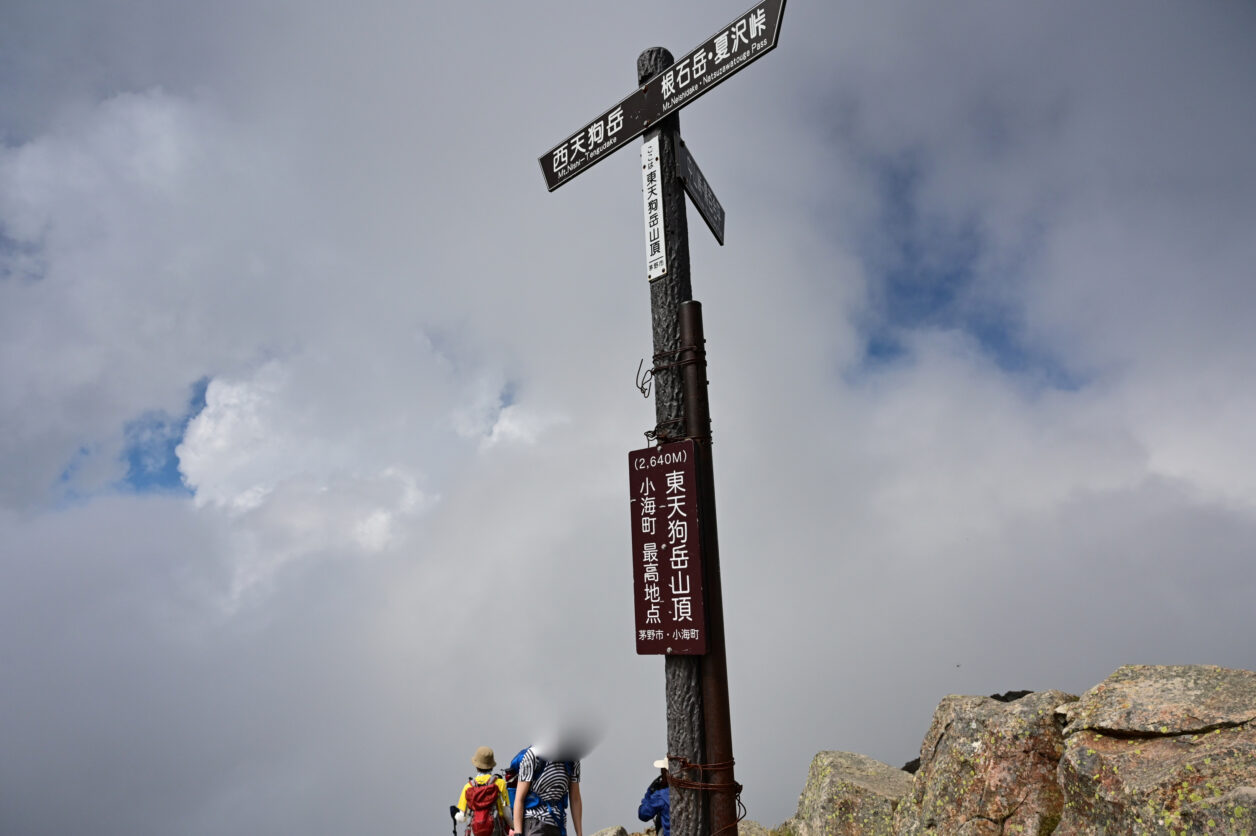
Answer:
[[677, 140, 725, 246]]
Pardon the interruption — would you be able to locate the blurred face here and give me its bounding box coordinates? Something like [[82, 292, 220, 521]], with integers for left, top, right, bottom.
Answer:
[[533, 720, 602, 762]]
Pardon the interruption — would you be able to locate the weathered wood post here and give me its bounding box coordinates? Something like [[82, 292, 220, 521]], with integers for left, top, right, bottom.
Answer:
[[636, 44, 709, 836]]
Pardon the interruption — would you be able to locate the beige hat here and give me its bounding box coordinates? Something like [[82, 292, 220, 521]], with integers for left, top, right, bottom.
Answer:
[[472, 747, 497, 771], [653, 757, 669, 770]]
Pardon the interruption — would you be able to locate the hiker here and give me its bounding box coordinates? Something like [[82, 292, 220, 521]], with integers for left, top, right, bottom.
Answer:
[[511, 744, 582, 836], [637, 758, 670, 836], [455, 747, 511, 836]]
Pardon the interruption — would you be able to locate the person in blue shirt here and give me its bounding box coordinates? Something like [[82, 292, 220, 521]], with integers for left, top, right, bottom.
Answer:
[[637, 758, 670, 836]]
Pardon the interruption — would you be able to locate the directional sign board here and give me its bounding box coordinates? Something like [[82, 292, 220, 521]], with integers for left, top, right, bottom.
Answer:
[[539, 0, 787, 192], [677, 141, 725, 246]]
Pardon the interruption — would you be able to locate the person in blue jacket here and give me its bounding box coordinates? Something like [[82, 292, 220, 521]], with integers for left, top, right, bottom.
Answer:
[[637, 758, 670, 836]]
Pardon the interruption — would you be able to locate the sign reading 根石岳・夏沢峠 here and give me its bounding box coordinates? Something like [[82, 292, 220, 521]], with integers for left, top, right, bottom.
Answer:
[[629, 440, 707, 655]]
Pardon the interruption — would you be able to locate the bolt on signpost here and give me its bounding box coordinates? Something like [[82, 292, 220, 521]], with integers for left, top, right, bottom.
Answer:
[[537, 4, 787, 836]]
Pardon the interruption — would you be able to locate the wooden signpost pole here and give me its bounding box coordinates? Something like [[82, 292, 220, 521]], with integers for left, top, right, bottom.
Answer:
[[538, 7, 789, 834]]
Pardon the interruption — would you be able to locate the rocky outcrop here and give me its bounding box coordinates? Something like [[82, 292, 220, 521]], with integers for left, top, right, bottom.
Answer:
[[784, 751, 914, 836], [739, 820, 772, 836], [892, 690, 1077, 836], [776, 665, 1255, 836], [1053, 665, 1256, 835], [593, 826, 630, 836]]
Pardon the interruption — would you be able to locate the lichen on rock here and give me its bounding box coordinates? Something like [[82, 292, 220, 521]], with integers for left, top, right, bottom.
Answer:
[[785, 751, 914, 836], [890, 689, 1077, 836], [1053, 665, 1256, 835]]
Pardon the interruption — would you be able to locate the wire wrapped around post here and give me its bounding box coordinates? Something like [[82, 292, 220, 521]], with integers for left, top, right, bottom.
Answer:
[[639, 345, 705, 444], [665, 754, 746, 836]]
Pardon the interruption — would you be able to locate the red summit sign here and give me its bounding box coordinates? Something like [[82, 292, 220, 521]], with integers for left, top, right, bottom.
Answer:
[[628, 440, 707, 655]]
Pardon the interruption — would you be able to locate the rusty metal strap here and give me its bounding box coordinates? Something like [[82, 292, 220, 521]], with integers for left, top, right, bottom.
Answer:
[[652, 344, 705, 372], [664, 754, 746, 836], [644, 418, 685, 444], [637, 352, 703, 392], [636, 344, 706, 400]]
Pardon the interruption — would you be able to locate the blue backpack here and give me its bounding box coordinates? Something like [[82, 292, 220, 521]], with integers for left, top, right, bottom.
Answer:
[[507, 748, 574, 836]]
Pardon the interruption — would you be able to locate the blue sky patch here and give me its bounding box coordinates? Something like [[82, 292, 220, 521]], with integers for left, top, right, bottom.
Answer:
[[0, 225, 47, 283], [852, 155, 1078, 388], [118, 377, 209, 494], [498, 379, 517, 411], [55, 444, 99, 506]]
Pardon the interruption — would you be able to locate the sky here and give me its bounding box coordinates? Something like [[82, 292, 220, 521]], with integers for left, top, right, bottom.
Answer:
[[2, 0, 1255, 833]]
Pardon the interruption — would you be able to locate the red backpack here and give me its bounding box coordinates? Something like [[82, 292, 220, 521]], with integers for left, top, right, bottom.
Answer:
[[464, 777, 502, 836]]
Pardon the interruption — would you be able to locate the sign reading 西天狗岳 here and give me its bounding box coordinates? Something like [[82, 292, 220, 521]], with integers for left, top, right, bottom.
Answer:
[[538, 0, 787, 192], [629, 440, 707, 655], [641, 134, 668, 281]]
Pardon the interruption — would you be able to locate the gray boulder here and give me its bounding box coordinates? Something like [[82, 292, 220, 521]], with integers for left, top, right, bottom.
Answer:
[[592, 827, 630, 836], [786, 750, 914, 836], [891, 689, 1077, 835], [1053, 664, 1256, 835]]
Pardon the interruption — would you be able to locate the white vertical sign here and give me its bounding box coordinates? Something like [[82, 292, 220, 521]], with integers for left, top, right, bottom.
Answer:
[[641, 134, 667, 281]]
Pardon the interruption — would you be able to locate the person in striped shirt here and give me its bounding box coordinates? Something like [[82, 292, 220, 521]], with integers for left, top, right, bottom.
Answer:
[[511, 745, 582, 836]]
